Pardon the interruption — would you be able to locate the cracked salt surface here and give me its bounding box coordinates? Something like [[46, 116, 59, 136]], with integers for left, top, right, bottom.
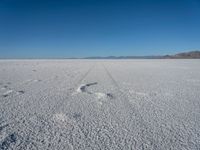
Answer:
[[0, 59, 200, 150]]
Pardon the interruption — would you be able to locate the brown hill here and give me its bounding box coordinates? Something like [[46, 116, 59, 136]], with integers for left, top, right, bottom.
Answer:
[[170, 51, 200, 59]]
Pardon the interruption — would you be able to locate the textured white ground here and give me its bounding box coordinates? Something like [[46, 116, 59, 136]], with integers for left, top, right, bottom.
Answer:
[[0, 59, 200, 150]]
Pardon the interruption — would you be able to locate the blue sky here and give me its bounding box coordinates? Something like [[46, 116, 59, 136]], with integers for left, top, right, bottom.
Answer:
[[0, 0, 200, 58]]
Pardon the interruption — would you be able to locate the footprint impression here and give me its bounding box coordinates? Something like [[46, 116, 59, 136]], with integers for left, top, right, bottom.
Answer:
[[77, 82, 114, 105], [1, 83, 25, 98]]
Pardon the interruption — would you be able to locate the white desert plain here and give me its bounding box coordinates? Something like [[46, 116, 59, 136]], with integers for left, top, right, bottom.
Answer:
[[0, 59, 200, 149]]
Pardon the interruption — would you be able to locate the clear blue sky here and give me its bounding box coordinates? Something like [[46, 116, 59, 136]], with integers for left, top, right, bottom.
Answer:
[[0, 0, 200, 58]]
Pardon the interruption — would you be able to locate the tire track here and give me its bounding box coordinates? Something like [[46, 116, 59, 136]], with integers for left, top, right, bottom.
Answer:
[[102, 63, 200, 150], [50, 63, 96, 116], [56, 63, 125, 149], [102, 63, 161, 149], [106, 64, 200, 140]]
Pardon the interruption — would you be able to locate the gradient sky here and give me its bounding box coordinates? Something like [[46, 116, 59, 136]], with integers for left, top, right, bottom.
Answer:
[[0, 0, 200, 58]]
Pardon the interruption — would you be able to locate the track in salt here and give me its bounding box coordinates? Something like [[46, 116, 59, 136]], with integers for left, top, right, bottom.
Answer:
[[102, 63, 162, 149]]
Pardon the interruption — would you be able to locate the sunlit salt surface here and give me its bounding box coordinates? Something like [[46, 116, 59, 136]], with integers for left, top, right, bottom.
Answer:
[[0, 59, 200, 149]]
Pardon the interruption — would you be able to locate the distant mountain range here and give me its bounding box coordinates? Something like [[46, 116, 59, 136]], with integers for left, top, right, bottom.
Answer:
[[84, 51, 200, 59], [166, 51, 200, 59]]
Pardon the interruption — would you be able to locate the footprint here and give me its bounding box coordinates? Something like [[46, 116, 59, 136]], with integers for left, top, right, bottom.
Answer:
[[77, 84, 86, 93], [76, 82, 114, 105], [53, 113, 70, 123], [33, 79, 41, 82], [95, 92, 114, 99], [1, 85, 8, 90], [2, 94, 8, 98], [129, 90, 147, 97], [77, 82, 98, 93], [95, 92, 107, 99], [0, 133, 17, 150], [52, 113, 75, 130], [17, 90, 25, 94], [106, 93, 114, 99], [94, 92, 114, 106], [24, 79, 41, 85], [136, 92, 147, 96], [2, 90, 13, 97]]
